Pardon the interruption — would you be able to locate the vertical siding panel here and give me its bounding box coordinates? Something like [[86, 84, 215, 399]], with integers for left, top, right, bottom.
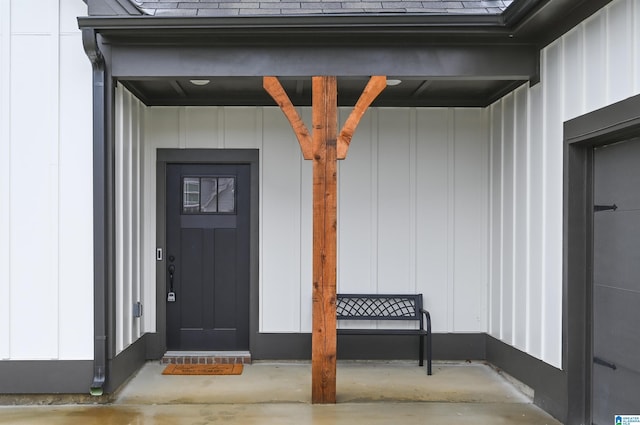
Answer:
[[10, 0, 56, 33], [634, 0, 640, 93], [50, 4, 61, 360], [583, 12, 607, 112], [527, 83, 544, 359], [542, 42, 564, 367], [377, 109, 412, 293], [58, 32, 93, 359], [513, 86, 529, 351], [453, 109, 488, 331], [9, 35, 58, 359], [408, 109, 418, 295], [338, 109, 375, 293], [501, 93, 515, 345], [489, 102, 503, 338], [60, 0, 85, 35], [416, 108, 449, 331], [131, 97, 141, 340], [142, 108, 180, 334], [114, 87, 125, 354], [146, 108, 181, 149], [185, 107, 218, 148], [607, 0, 634, 104], [124, 91, 133, 349], [261, 108, 302, 331], [224, 107, 259, 149], [446, 109, 455, 331], [0, 0, 11, 359], [563, 27, 585, 120]]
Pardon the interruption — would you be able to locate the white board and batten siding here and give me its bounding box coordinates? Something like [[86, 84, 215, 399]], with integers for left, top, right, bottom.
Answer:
[[114, 86, 146, 354], [0, 0, 93, 361], [4, 0, 638, 370], [488, 0, 640, 368], [143, 106, 489, 335]]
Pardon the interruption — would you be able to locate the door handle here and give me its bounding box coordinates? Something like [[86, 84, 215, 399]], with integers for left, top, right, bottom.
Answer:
[[594, 356, 617, 370], [167, 264, 176, 302]]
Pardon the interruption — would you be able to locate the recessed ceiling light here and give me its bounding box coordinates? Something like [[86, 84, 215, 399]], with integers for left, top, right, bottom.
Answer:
[[190, 79, 210, 86], [386, 79, 402, 86]]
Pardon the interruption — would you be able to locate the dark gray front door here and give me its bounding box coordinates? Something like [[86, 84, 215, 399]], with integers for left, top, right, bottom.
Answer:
[[592, 138, 640, 424], [166, 163, 250, 351]]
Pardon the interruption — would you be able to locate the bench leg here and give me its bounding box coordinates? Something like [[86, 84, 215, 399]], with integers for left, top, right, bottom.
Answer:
[[419, 334, 424, 367], [427, 330, 432, 375]]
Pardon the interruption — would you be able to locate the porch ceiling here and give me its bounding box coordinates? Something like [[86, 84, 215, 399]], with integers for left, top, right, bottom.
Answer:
[[121, 76, 526, 108]]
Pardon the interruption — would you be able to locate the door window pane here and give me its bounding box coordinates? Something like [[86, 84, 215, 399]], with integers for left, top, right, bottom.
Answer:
[[183, 178, 200, 213], [200, 178, 218, 213], [217, 178, 235, 213], [182, 176, 236, 214]]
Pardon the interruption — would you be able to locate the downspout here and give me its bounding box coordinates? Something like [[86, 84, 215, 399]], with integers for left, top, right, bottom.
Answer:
[[82, 28, 109, 396]]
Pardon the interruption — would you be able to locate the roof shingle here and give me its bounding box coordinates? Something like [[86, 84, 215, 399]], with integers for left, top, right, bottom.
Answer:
[[131, 0, 511, 16]]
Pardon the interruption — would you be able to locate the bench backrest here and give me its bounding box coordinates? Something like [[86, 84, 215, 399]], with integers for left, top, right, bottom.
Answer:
[[336, 294, 423, 321]]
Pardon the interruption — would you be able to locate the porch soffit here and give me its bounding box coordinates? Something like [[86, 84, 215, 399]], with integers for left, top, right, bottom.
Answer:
[[78, 0, 613, 108]]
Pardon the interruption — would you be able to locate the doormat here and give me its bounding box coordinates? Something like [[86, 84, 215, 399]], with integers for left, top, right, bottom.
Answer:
[[162, 364, 244, 376]]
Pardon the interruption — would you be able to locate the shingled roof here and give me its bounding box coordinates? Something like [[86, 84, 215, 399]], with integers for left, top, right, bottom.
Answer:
[[129, 0, 513, 17]]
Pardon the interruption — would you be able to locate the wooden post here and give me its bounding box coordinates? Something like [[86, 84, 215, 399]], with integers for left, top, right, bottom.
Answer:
[[263, 75, 385, 404], [311, 76, 338, 403]]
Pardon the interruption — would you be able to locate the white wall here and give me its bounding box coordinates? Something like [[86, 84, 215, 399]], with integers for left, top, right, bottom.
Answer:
[[488, 0, 640, 368], [5, 0, 632, 368], [0, 0, 93, 360], [114, 85, 146, 355], [143, 106, 489, 334]]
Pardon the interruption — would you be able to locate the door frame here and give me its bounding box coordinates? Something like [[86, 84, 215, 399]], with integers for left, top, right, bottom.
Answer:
[[149, 149, 259, 358], [564, 93, 640, 425]]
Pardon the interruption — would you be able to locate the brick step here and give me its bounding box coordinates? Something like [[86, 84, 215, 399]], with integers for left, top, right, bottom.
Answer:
[[161, 351, 251, 365]]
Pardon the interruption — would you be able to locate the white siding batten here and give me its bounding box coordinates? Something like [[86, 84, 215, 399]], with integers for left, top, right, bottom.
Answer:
[[0, 0, 12, 360]]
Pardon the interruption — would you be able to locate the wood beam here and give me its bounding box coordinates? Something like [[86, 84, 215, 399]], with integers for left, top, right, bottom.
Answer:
[[263, 76, 313, 159], [311, 76, 338, 404], [264, 75, 383, 405], [337, 76, 386, 159]]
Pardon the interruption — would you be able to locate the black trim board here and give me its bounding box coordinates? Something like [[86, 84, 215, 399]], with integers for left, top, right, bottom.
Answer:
[[0, 334, 149, 396], [486, 335, 566, 422], [105, 335, 149, 394], [251, 333, 484, 361], [252, 331, 543, 365], [108, 44, 537, 81], [563, 93, 640, 425], [0, 361, 93, 394]]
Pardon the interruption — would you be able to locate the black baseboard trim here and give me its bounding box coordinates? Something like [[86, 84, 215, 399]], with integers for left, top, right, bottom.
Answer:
[[0, 360, 93, 394], [251, 333, 311, 360], [250, 332, 485, 361], [486, 335, 567, 423], [106, 334, 149, 393]]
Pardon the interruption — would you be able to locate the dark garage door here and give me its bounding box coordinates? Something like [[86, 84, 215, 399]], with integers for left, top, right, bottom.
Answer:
[[592, 138, 640, 424]]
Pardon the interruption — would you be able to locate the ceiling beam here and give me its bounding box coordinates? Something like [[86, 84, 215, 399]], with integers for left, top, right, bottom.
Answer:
[[110, 44, 538, 83]]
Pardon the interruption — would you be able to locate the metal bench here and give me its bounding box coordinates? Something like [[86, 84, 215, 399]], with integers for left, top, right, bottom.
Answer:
[[336, 293, 432, 375]]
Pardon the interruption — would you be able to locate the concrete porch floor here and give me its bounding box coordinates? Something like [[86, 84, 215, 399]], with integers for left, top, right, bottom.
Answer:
[[0, 361, 562, 424]]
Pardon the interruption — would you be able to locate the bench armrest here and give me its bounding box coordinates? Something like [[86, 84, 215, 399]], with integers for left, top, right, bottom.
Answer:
[[419, 308, 431, 334]]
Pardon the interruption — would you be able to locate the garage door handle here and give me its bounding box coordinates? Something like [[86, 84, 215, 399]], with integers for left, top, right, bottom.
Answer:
[[594, 204, 617, 212], [594, 356, 617, 370]]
